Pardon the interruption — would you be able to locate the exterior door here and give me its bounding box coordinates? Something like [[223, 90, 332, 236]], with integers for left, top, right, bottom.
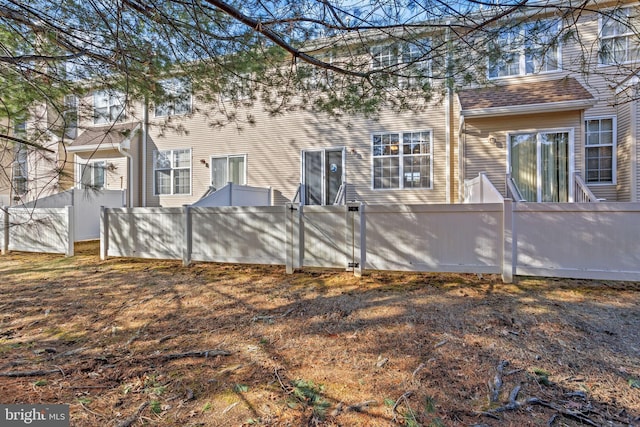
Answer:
[[302, 148, 345, 205], [510, 131, 571, 202]]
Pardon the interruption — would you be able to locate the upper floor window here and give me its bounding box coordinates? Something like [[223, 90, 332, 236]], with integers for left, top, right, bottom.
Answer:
[[370, 40, 431, 88], [93, 90, 126, 124], [63, 94, 78, 139], [154, 149, 191, 195], [155, 78, 192, 117], [372, 130, 432, 189], [12, 141, 28, 196], [297, 54, 334, 91], [600, 6, 640, 64], [585, 117, 615, 184], [488, 20, 560, 78]]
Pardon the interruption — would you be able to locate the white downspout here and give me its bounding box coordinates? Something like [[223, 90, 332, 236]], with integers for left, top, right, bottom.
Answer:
[[458, 115, 465, 203], [632, 97, 638, 202], [445, 20, 452, 204], [142, 98, 148, 207], [118, 123, 141, 208]]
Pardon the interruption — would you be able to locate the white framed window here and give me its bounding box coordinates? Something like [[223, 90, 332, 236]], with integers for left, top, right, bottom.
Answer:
[[79, 160, 106, 189], [489, 20, 560, 78], [210, 155, 246, 190], [372, 131, 432, 190], [298, 54, 334, 91], [12, 142, 28, 196], [63, 94, 78, 139], [370, 40, 431, 88], [155, 78, 192, 117], [154, 149, 191, 195], [585, 117, 615, 184], [600, 6, 640, 64], [93, 90, 126, 124]]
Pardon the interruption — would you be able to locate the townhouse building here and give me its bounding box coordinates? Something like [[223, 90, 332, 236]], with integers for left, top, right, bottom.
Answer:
[[4, 0, 640, 208]]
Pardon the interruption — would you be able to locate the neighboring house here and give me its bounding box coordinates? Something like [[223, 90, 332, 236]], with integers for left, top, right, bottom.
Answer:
[[22, 1, 640, 206], [0, 105, 66, 206]]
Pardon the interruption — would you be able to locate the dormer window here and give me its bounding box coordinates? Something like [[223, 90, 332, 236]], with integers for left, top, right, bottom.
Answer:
[[93, 90, 126, 124]]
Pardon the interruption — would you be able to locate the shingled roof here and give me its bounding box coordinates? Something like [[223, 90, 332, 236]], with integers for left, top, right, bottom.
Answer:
[[458, 77, 596, 116], [70, 122, 140, 149]]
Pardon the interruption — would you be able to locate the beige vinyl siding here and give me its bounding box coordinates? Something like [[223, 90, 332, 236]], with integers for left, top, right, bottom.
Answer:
[[146, 98, 450, 207], [616, 101, 632, 201], [462, 111, 583, 197], [635, 98, 640, 202]]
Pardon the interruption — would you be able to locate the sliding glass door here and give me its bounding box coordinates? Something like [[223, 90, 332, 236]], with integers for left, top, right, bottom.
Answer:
[[510, 131, 571, 202]]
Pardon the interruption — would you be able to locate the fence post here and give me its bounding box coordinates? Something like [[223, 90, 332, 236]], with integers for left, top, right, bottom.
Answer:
[[100, 206, 108, 260], [183, 205, 192, 266], [502, 199, 514, 283], [359, 203, 366, 277], [346, 202, 366, 277], [66, 205, 74, 257], [479, 172, 486, 203], [285, 203, 293, 274], [1, 206, 8, 255]]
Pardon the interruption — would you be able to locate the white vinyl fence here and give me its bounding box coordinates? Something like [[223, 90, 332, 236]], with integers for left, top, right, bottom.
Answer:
[[1, 189, 126, 256], [100, 201, 640, 283], [192, 183, 271, 207], [22, 189, 126, 241], [1, 206, 74, 256]]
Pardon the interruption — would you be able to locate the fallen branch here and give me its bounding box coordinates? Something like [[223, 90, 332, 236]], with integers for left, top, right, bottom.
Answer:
[[274, 368, 293, 394], [391, 391, 414, 423], [0, 368, 62, 377], [527, 398, 599, 427], [488, 360, 509, 403], [159, 350, 231, 360], [347, 400, 376, 412], [116, 402, 149, 427], [79, 401, 107, 419]]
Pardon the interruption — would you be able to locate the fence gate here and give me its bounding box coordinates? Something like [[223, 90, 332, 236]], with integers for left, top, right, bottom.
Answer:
[[286, 202, 364, 276]]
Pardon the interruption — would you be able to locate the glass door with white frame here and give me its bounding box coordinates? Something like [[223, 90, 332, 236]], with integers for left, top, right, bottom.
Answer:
[[510, 131, 571, 202], [302, 148, 345, 205], [211, 155, 246, 190]]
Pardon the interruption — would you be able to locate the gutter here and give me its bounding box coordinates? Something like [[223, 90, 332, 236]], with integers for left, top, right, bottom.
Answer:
[[142, 98, 148, 207], [461, 99, 597, 118], [117, 123, 141, 208]]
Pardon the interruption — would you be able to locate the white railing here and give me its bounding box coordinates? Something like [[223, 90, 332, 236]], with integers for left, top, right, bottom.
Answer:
[[463, 172, 504, 203], [192, 182, 271, 207], [333, 182, 346, 205], [573, 172, 601, 203], [506, 174, 526, 202]]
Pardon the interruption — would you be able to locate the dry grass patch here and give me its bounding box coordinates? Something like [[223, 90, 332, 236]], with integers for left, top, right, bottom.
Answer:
[[0, 241, 638, 426]]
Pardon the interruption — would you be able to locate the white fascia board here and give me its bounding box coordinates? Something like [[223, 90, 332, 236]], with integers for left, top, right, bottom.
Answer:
[[66, 143, 117, 153], [460, 99, 597, 118]]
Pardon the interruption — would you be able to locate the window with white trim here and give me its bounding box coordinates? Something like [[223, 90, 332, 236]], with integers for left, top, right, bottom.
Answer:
[[372, 131, 432, 189], [64, 94, 78, 139], [210, 155, 246, 190], [600, 6, 640, 64], [585, 118, 615, 183], [155, 78, 192, 117], [80, 160, 106, 189], [12, 140, 28, 196], [489, 20, 560, 78], [154, 149, 191, 195], [93, 90, 126, 124], [370, 40, 431, 88]]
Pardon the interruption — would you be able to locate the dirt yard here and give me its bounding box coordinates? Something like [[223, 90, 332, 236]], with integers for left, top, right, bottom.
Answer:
[[0, 241, 638, 427]]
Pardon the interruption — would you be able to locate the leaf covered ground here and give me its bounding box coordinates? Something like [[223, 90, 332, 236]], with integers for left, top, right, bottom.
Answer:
[[0, 241, 639, 426]]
